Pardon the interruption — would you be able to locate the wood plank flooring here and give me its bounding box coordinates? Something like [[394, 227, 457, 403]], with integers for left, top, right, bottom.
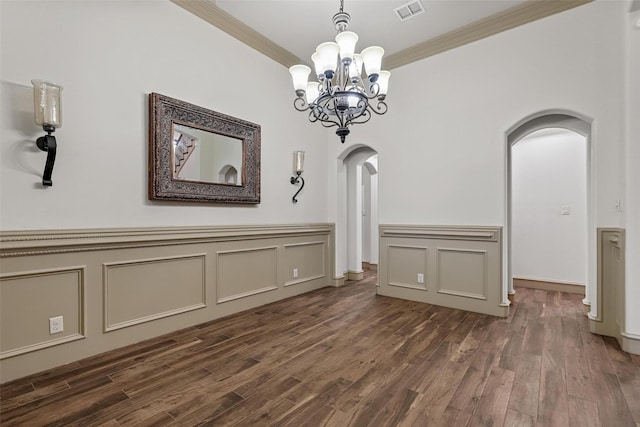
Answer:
[[2, 271, 639, 426]]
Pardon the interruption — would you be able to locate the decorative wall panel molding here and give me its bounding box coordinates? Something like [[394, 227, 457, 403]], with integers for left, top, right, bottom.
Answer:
[[217, 247, 278, 303], [103, 254, 206, 331], [0, 224, 334, 383], [436, 248, 488, 300], [387, 245, 428, 291], [378, 225, 505, 317], [0, 267, 85, 359], [283, 241, 326, 287]]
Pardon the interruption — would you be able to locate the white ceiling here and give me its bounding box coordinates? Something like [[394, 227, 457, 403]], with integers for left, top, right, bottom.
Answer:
[[214, 0, 528, 63]]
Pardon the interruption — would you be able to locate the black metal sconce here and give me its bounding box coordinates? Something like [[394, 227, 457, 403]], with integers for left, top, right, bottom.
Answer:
[[290, 151, 305, 203], [32, 80, 63, 186]]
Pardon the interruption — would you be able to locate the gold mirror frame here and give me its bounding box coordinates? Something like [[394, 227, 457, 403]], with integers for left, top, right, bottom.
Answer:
[[148, 93, 261, 203]]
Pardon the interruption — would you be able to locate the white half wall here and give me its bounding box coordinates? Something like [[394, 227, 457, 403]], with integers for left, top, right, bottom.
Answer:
[[511, 129, 587, 284], [0, 0, 328, 230]]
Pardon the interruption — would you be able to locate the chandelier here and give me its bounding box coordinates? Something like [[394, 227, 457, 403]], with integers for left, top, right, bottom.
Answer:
[[288, 0, 390, 143]]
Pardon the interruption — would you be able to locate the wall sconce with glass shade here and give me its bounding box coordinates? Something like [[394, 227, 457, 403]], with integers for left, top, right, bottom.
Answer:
[[32, 79, 63, 186], [290, 151, 305, 203]]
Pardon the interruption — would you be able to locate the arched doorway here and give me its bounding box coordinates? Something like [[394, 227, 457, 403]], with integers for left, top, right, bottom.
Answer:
[[505, 111, 593, 312], [336, 145, 379, 282], [218, 164, 238, 185]]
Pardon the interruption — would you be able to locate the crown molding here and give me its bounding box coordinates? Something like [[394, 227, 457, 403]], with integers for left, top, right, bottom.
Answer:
[[170, 0, 303, 68], [172, 0, 592, 71], [385, 0, 593, 69]]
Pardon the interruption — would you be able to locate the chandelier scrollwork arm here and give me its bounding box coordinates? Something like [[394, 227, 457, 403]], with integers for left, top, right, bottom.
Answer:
[[370, 100, 388, 115], [293, 97, 309, 112]]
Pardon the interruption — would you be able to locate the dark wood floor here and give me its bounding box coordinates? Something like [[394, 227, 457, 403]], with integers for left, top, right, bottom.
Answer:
[[2, 271, 640, 426]]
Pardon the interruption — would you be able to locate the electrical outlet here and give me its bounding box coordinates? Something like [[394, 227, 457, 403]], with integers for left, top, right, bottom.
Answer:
[[293, 268, 299, 278], [49, 316, 64, 334], [417, 273, 424, 284]]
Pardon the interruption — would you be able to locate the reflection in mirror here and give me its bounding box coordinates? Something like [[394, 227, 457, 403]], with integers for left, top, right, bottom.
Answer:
[[173, 123, 243, 185]]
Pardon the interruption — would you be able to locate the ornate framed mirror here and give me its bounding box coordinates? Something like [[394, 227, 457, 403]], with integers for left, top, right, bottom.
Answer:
[[148, 93, 261, 203]]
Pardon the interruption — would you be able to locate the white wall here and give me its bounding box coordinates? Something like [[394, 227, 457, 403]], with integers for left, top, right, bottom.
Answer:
[[511, 129, 587, 284], [624, 7, 640, 336], [330, 0, 624, 228], [0, 0, 328, 230]]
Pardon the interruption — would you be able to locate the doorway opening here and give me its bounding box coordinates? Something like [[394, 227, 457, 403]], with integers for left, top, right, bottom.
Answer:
[[506, 111, 593, 311], [336, 145, 379, 283], [511, 128, 587, 291]]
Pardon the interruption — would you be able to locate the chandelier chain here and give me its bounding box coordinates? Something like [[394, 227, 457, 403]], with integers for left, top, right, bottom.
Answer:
[[339, 0, 344, 13]]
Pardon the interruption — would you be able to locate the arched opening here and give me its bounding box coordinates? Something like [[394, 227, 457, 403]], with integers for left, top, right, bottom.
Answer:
[[512, 128, 587, 289], [336, 145, 379, 282], [218, 164, 238, 185], [506, 111, 593, 313]]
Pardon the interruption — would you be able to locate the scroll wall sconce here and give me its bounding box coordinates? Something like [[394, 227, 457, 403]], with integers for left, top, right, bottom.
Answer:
[[32, 79, 63, 186], [290, 151, 305, 203]]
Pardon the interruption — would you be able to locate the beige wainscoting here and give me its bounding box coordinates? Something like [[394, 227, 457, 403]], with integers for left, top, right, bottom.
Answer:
[[589, 228, 639, 354], [0, 224, 334, 383], [378, 225, 507, 317]]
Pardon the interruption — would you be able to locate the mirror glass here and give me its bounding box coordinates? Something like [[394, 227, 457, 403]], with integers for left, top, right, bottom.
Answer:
[[172, 123, 243, 185]]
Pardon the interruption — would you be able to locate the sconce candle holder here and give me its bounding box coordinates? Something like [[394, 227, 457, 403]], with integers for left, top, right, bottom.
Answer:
[[32, 80, 63, 186], [290, 151, 305, 203]]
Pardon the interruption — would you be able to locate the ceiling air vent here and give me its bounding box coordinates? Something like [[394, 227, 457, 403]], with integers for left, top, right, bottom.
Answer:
[[394, 0, 425, 22]]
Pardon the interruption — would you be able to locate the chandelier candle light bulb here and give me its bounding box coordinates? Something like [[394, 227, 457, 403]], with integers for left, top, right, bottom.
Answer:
[[377, 70, 391, 99], [288, 0, 390, 143], [306, 82, 320, 105], [289, 65, 312, 95], [311, 52, 324, 78], [335, 31, 358, 62], [349, 53, 364, 79], [317, 42, 340, 77], [360, 46, 384, 81]]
